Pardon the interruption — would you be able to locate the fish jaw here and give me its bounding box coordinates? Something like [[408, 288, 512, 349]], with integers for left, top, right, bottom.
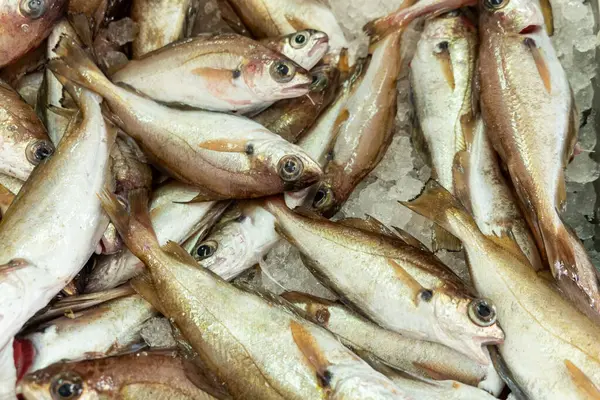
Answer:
[[479, 0, 545, 35], [245, 58, 312, 102]]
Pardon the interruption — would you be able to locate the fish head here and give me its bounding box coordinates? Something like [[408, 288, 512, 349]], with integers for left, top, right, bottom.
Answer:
[[479, 0, 545, 35], [280, 30, 330, 70], [0, 0, 68, 67], [242, 57, 313, 101], [430, 292, 504, 364], [0, 127, 54, 181], [19, 363, 100, 400]]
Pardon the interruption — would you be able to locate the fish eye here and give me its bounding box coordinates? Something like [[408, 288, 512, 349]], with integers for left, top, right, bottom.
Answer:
[[26, 140, 55, 165], [277, 155, 304, 182], [50, 372, 83, 400], [309, 72, 329, 92], [312, 186, 333, 210], [195, 240, 218, 260], [20, 0, 47, 19], [290, 31, 309, 49], [483, 0, 508, 10], [270, 60, 296, 83], [419, 289, 433, 302], [468, 298, 497, 327]]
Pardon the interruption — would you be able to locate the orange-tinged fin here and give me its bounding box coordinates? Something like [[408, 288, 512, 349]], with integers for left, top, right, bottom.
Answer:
[[387, 259, 424, 304], [565, 360, 600, 399], [333, 108, 350, 138], [391, 226, 431, 252], [198, 139, 249, 153], [337, 48, 350, 75], [284, 15, 311, 32], [459, 112, 476, 150], [487, 232, 531, 266], [0, 258, 32, 279], [524, 38, 552, 94], [432, 224, 462, 252], [452, 151, 473, 214], [539, 0, 555, 36], [162, 241, 200, 265], [0, 183, 15, 217], [290, 320, 332, 388], [339, 215, 395, 238], [130, 273, 166, 315], [190, 67, 235, 82], [435, 45, 455, 90]]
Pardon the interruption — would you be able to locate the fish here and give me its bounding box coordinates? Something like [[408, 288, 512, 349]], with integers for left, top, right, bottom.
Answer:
[[283, 291, 504, 395], [19, 350, 224, 400], [67, 0, 130, 43], [253, 64, 340, 143], [192, 202, 281, 281], [259, 30, 330, 70], [0, 83, 116, 398], [85, 181, 228, 293], [113, 33, 312, 113], [49, 36, 323, 199], [308, 31, 403, 217], [0, 173, 24, 195], [226, 0, 349, 59], [453, 118, 543, 272], [477, 0, 600, 321], [263, 197, 505, 364], [100, 188, 412, 399], [14, 71, 44, 107], [0, 45, 46, 89], [131, 0, 200, 58], [409, 11, 477, 252], [402, 180, 600, 399], [0, 80, 55, 181], [0, 0, 67, 67]]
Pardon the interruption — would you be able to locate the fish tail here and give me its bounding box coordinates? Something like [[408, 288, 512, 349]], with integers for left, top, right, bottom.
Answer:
[[363, 0, 418, 42], [98, 188, 159, 262], [47, 35, 112, 99]]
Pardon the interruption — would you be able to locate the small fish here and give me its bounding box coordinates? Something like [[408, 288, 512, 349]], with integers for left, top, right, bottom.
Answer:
[[113, 33, 312, 113], [0, 80, 54, 181], [403, 181, 600, 399], [283, 291, 504, 396], [192, 202, 280, 281], [260, 30, 329, 70], [85, 181, 228, 292], [99, 189, 411, 399], [19, 350, 223, 400], [264, 197, 505, 364], [253, 65, 340, 143], [50, 36, 322, 199], [131, 0, 200, 58], [0, 0, 67, 67]]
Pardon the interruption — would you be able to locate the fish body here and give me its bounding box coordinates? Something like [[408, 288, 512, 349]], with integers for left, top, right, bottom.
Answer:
[[50, 37, 322, 200], [284, 292, 504, 395], [193, 202, 280, 281], [0, 80, 54, 180], [113, 33, 312, 113], [478, 0, 600, 319], [86, 181, 224, 292], [259, 30, 329, 70], [100, 190, 410, 400], [0, 0, 67, 67], [404, 181, 600, 400], [264, 198, 504, 364], [20, 350, 221, 400]]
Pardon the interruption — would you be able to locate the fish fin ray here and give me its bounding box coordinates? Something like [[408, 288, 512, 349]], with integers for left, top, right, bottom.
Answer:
[[130, 272, 165, 315], [525, 38, 552, 94], [432, 225, 462, 252], [452, 151, 474, 214], [565, 360, 600, 399], [391, 226, 430, 251]]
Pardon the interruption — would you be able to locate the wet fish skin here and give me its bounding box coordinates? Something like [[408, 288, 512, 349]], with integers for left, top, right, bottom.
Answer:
[[0, 80, 54, 181], [0, 173, 24, 195], [0, 0, 67, 67], [259, 30, 329, 70], [49, 36, 322, 199], [20, 350, 221, 400], [478, 0, 600, 320], [264, 197, 504, 365], [100, 189, 411, 399], [113, 33, 313, 113], [403, 181, 600, 400], [283, 291, 504, 396]]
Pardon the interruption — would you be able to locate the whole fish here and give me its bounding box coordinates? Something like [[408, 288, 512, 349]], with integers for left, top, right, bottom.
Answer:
[[0, 80, 54, 181], [85, 181, 227, 293], [403, 181, 600, 400], [253, 65, 340, 143], [410, 11, 477, 252], [49, 37, 322, 200], [453, 118, 543, 272], [264, 197, 504, 364], [113, 33, 312, 113], [192, 202, 280, 281], [131, 0, 200, 58], [101, 189, 411, 399], [0, 84, 115, 398], [0, 0, 67, 67], [309, 31, 402, 217], [283, 291, 504, 395], [478, 0, 600, 320], [226, 0, 349, 60], [259, 30, 329, 70], [19, 350, 223, 400]]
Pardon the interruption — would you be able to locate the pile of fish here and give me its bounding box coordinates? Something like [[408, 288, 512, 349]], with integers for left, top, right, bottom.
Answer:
[[0, 0, 598, 399]]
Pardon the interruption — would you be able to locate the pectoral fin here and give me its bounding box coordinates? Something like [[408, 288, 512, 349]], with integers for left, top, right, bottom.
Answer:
[[0, 258, 32, 278], [524, 38, 552, 94], [290, 320, 332, 389], [565, 360, 600, 399], [198, 139, 249, 153]]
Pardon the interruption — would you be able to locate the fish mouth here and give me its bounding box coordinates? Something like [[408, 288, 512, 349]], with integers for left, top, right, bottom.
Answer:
[[309, 37, 330, 56], [520, 25, 542, 35], [282, 82, 311, 94]]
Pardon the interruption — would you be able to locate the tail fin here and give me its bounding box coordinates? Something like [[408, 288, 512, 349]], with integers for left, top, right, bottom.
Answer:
[[98, 189, 160, 262], [47, 35, 112, 99]]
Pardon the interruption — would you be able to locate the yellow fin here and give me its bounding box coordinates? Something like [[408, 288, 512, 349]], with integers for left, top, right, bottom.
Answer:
[[284, 15, 311, 32], [387, 259, 424, 304], [198, 139, 249, 153], [565, 360, 600, 399], [0, 183, 15, 217], [391, 226, 430, 252], [0, 258, 32, 279], [190, 67, 235, 83], [452, 151, 473, 214], [162, 241, 201, 265], [539, 0, 554, 36], [525, 38, 552, 94], [130, 273, 166, 315], [432, 225, 462, 253], [435, 45, 455, 90], [290, 320, 332, 388]]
